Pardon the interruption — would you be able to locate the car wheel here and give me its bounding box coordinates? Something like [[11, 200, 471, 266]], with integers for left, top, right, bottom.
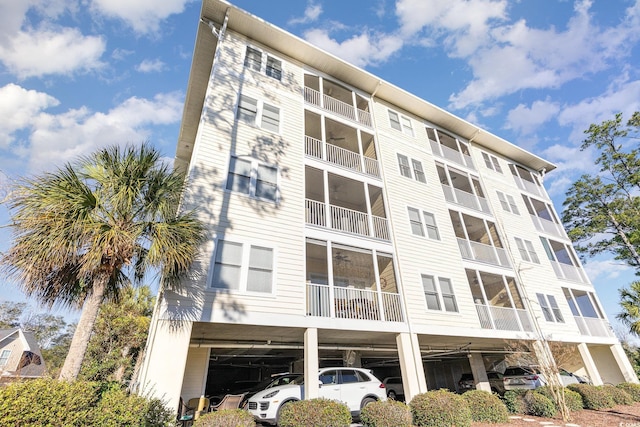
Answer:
[[387, 390, 397, 400], [275, 399, 297, 426], [361, 397, 376, 409]]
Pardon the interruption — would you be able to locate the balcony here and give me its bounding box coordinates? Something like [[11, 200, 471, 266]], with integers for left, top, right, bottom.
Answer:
[[530, 214, 565, 238], [442, 185, 491, 214], [458, 238, 511, 267], [429, 138, 475, 170], [304, 86, 372, 128], [306, 283, 404, 322], [306, 199, 390, 241], [573, 316, 613, 337], [305, 136, 380, 178], [475, 304, 534, 332], [550, 260, 589, 283]]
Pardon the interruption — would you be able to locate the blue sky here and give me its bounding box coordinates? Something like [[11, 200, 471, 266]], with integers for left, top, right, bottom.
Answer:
[[1, 0, 639, 335]]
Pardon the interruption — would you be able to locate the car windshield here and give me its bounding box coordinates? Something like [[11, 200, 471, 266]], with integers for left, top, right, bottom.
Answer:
[[290, 375, 305, 385]]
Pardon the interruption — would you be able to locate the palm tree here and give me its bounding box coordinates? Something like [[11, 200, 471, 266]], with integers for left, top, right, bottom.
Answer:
[[619, 281, 640, 337], [1, 143, 206, 380]]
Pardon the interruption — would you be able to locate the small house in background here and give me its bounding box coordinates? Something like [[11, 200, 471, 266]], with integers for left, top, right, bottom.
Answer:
[[0, 328, 47, 382]]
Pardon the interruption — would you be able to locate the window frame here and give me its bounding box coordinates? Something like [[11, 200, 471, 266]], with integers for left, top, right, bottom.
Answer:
[[482, 152, 503, 173], [421, 274, 459, 313], [497, 191, 520, 215], [243, 45, 283, 81], [226, 155, 279, 202], [536, 293, 564, 323], [0, 349, 10, 367], [210, 239, 276, 295], [236, 94, 281, 133], [388, 109, 414, 136], [408, 207, 440, 240], [514, 237, 540, 264], [397, 153, 426, 183]]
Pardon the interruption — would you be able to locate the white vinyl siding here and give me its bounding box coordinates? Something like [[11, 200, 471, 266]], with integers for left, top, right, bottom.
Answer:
[[212, 240, 274, 294], [422, 274, 458, 312]]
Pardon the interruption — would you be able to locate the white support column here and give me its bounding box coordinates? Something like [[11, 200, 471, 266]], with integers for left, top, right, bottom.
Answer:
[[304, 328, 319, 400], [577, 343, 603, 385], [468, 353, 490, 392], [610, 343, 639, 383], [137, 318, 193, 411], [397, 332, 427, 402]]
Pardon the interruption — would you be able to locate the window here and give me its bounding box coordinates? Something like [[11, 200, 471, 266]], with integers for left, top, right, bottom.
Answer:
[[408, 208, 440, 240], [236, 95, 280, 132], [388, 110, 413, 136], [514, 238, 540, 263], [497, 191, 519, 214], [422, 274, 458, 312], [397, 154, 426, 183], [536, 293, 564, 322], [211, 240, 274, 293], [244, 46, 282, 80], [482, 152, 503, 173], [0, 350, 10, 367], [227, 156, 278, 201]]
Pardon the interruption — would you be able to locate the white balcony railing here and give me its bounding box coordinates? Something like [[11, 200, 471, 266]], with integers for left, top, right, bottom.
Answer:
[[306, 283, 404, 322], [475, 304, 533, 332], [429, 139, 475, 170], [573, 316, 613, 337], [305, 199, 390, 241], [530, 214, 565, 238], [304, 87, 372, 127], [458, 239, 511, 267], [305, 136, 380, 178], [514, 177, 543, 197], [549, 260, 589, 283], [441, 185, 491, 214]]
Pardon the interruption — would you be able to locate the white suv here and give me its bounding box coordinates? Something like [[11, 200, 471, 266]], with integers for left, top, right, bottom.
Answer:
[[246, 367, 387, 425]]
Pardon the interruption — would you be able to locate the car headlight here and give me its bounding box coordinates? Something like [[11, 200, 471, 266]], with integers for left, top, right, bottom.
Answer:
[[263, 390, 280, 399]]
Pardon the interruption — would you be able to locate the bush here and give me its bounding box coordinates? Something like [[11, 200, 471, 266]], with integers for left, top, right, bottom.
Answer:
[[602, 384, 634, 405], [194, 409, 256, 427], [535, 386, 583, 412], [277, 398, 352, 427], [617, 382, 640, 401], [502, 389, 527, 414], [360, 399, 412, 427], [524, 391, 556, 418], [568, 383, 615, 410], [0, 379, 174, 427], [462, 390, 509, 423], [410, 389, 472, 427]]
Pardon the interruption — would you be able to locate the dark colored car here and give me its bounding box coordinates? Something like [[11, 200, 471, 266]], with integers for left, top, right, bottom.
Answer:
[[458, 371, 505, 394]]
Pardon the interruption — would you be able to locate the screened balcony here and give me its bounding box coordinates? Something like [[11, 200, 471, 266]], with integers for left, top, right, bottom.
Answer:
[[427, 127, 475, 170], [509, 164, 544, 197], [306, 241, 404, 322], [563, 288, 613, 337], [305, 111, 380, 177], [522, 195, 565, 238], [437, 164, 490, 214], [305, 167, 390, 241], [450, 211, 510, 268], [467, 269, 533, 332], [304, 75, 372, 127], [541, 237, 589, 283]]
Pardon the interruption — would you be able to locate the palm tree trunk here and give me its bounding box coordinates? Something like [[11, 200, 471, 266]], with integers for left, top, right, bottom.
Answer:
[[58, 274, 108, 381]]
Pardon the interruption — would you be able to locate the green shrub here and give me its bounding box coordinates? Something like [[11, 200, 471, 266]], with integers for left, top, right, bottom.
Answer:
[[277, 398, 352, 427], [602, 384, 634, 405], [462, 390, 509, 423], [502, 389, 527, 414], [617, 382, 640, 401], [568, 383, 615, 410], [360, 399, 412, 427], [534, 386, 583, 412], [524, 391, 556, 418], [410, 389, 471, 427], [194, 409, 256, 427]]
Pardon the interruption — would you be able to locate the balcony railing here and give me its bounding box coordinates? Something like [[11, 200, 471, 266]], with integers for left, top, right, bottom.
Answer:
[[530, 214, 565, 238], [429, 139, 475, 170], [573, 316, 613, 337], [475, 304, 533, 332], [305, 136, 380, 178], [306, 283, 404, 322], [514, 176, 543, 197], [442, 185, 491, 214], [549, 260, 589, 283], [457, 238, 511, 267], [305, 199, 390, 241], [304, 87, 372, 127]]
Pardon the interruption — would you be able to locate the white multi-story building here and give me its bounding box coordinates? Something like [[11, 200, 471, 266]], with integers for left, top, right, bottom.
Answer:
[[138, 0, 638, 411]]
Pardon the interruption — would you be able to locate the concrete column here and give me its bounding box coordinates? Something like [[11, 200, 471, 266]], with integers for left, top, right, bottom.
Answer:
[[468, 353, 490, 392], [610, 343, 640, 383], [304, 328, 319, 400], [577, 343, 603, 385], [137, 319, 193, 411], [396, 332, 427, 402]]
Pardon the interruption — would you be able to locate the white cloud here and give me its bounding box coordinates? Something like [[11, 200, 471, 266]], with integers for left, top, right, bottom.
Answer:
[[136, 58, 165, 73], [304, 28, 403, 68], [582, 259, 630, 282], [90, 0, 192, 34], [289, 2, 322, 25], [0, 27, 105, 78], [0, 84, 59, 147], [506, 100, 560, 136]]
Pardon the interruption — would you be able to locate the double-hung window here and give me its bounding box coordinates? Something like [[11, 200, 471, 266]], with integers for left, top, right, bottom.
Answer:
[[236, 95, 280, 133], [388, 110, 414, 136], [412, 159, 426, 183], [244, 46, 282, 81], [497, 191, 520, 214], [422, 274, 458, 312], [536, 293, 564, 322], [397, 154, 426, 183], [227, 156, 278, 201], [482, 152, 503, 173], [0, 349, 10, 367], [408, 208, 440, 240], [211, 240, 274, 293], [514, 238, 540, 263]]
